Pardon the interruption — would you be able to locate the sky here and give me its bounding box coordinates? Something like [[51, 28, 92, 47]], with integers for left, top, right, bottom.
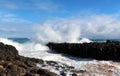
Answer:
[[0, 0, 120, 39]]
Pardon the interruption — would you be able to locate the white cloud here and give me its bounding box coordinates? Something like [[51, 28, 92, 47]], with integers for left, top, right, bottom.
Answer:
[[3, 3, 17, 9], [0, 12, 31, 23], [34, 0, 59, 11], [82, 14, 120, 39], [0, 0, 60, 11], [34, 14, 120, 43], [1, 17, 30, 23], [0, 0, 18, 9], [0, 28, 16, 32]]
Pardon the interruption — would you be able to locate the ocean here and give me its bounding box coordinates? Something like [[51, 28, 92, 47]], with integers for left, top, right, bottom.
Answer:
[[9, 38, 120, 43], [8, 38, 30, 43], [1, 37, 120, 75]]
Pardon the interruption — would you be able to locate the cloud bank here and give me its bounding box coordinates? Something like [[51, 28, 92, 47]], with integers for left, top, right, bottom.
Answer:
[[81, 14, 120, 39]]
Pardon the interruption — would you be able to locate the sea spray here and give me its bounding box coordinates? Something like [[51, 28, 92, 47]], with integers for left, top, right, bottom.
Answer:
[[0, 22, 92, 70], [0, 19, 92, 69], [35, 23, 84, 43], [0, 38, 91, 68]]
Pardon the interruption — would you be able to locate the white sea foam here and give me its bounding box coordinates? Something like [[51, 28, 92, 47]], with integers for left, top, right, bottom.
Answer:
[[0, 38, 23, 51]]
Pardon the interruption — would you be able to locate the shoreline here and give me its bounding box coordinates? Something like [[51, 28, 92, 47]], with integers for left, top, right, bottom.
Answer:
[[0, 42, 120, 76]]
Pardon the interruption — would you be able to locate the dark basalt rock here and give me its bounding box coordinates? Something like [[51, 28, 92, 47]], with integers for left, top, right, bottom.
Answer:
[[0, 42, 19, 60], [46, 40, 120, 60], [60, 72, 66, 76], [37, 68, 58, 76], [0, 42, 58, 76]]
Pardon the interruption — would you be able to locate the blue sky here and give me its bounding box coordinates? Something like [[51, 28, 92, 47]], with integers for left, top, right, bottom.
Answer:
[[0, 0, 120, 38]]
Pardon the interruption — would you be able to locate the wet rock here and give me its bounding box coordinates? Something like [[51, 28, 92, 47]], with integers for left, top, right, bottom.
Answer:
[[46, 61, 58, 66], [28, 58, 44, 64], [30, 66, 40, 74], [37, 68, 58, 76], [6, 64, 17, 72], [18, 67, 27, 76], [60, 72, 66, 76], [0, 42, 58, 76], [0, 43, 19, 61], [47, 40, 120, 60], [69, 66, 75, 70], [16, 56, 27, 62], [25, 73, 39, 76], [71, 73, 77, 76], [15, 60, 28, 69], [30, 69, 38, 74], [26, 59, 36, 67]]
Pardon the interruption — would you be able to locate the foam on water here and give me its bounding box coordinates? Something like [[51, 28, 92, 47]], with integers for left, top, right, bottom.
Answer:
[[0, 38, 23, 51]]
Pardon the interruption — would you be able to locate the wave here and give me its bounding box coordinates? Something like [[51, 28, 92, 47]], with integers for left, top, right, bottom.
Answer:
[[0, 21, 102, 71], [35, 23, 92, 44], [0, 21, 93, 70], [0, 38, 23, 51]]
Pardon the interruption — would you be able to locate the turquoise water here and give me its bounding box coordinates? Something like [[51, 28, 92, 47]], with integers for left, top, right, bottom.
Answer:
[[9, 38, 120, 43], [8, 38, 30, 43], [91, 39, 120, 42]]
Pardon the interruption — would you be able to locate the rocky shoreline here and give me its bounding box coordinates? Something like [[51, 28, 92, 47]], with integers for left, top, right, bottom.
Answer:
[[0, 42, 80, 76], [1, 42, 120, 76], [47, 40, 120, 60], [0, 42, 58, 76]]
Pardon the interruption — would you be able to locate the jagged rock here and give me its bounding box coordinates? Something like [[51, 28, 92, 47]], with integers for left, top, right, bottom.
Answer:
[[0, 42, 19, 61], [7, 64, 17, 72], [25, 59, 36, 67], [0, 42, 58, 76], [60, 72, 66, 76], [37, 68, 58, 76], [25, 73, 39, 76], [46, 61, 58, 66], [71, 73, 77, 76], [46, 40, 120, 60], [14, 60, 28, 69]]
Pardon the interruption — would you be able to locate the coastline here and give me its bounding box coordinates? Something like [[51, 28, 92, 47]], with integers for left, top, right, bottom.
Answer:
[[0, 42, 120, 76]]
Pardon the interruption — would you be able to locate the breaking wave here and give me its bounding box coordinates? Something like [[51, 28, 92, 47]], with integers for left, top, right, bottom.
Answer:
[[0, 22, 93, 70]]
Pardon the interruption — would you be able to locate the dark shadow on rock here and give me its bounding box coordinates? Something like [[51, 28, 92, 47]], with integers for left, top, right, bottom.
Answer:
[[47, 49, 93, 61], [46, 40, 120, 61]]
